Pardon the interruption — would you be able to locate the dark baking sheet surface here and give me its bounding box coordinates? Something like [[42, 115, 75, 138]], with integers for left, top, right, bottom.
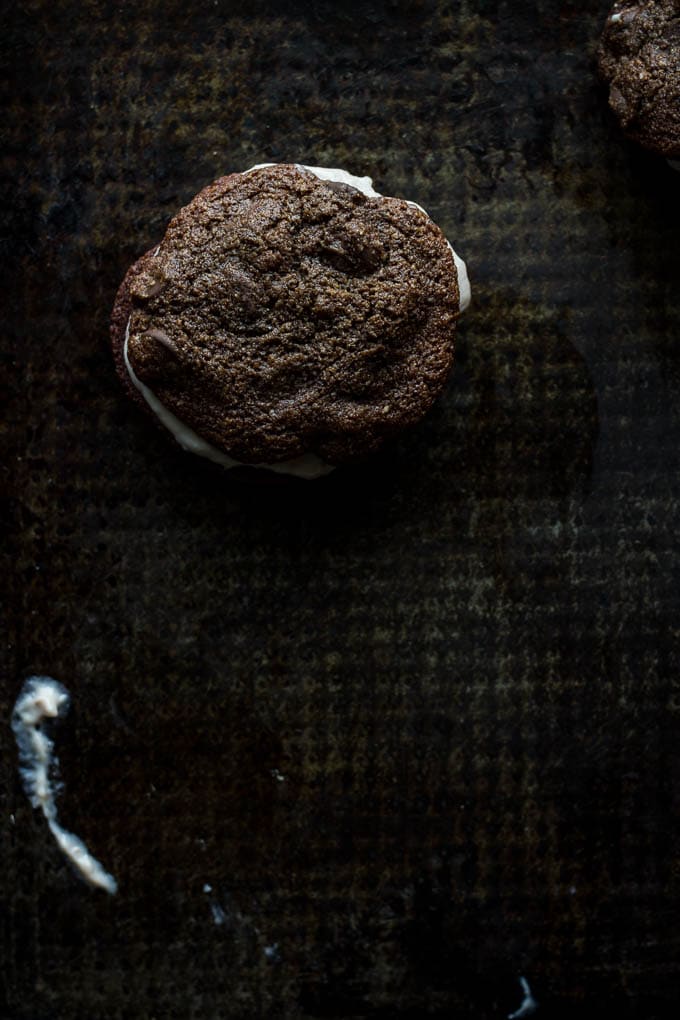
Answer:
[[2, 1, 679, 1017]]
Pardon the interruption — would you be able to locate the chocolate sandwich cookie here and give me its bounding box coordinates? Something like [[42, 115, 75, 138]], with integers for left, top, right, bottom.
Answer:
[[598, 0, 680, 160], [111, 164, 470, 479]]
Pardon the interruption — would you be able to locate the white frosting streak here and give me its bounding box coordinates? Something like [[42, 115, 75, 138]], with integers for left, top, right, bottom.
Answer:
[[508, 977, 538, 1019], [12, 677, 118, 894]]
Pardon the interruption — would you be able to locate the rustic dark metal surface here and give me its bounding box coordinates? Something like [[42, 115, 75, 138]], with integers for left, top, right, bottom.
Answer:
[[2, 1, 679, 1017]]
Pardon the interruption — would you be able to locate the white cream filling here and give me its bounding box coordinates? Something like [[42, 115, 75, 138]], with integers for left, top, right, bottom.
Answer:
[[12, 677, 118, 894], [124, 321, 332, 479], [508, 977, 538, 1019], [125, 163, 471, 477]]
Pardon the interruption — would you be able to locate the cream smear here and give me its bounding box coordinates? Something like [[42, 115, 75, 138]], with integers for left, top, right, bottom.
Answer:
[[124, 163, 471, 477], [508, 977, 538, 1020], [12, 677, 117, 894]]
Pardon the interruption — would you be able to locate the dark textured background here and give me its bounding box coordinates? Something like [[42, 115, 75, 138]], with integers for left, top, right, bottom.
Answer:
[[1, 1, 679, 1017]]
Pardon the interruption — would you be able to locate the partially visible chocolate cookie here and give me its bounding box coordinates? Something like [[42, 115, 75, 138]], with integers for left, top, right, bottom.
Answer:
[[598, 1, 680, 159], [111, 164, 470, 479]]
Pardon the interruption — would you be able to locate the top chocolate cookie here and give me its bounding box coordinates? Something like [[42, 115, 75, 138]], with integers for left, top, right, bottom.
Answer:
[[111, 164, 469, 478], [598, 0, 680, 159]]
